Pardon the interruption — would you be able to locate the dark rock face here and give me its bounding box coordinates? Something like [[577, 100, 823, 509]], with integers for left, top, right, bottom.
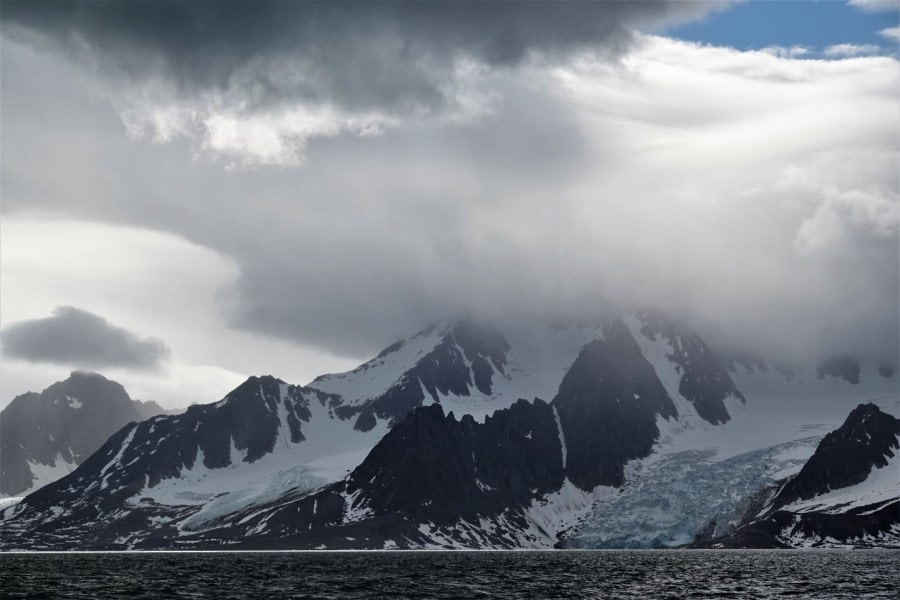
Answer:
[[635, 310, 745, 425], [347, 400, 564, 524], [199, 399, 567, 550], [552, 320, 677, 490], [0, 396, 566, 550], [774, 403, 899, 508], [0, 372, 168, 496], [349, 319, 510, 430], [816, 356, 861, 384]]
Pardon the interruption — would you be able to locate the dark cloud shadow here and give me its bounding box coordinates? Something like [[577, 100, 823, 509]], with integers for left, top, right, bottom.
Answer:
[[1, 307, 171, 370], [0, 1, 719, 116]]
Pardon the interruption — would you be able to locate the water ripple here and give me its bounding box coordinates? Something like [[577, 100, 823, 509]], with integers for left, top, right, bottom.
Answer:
[[1, 550, 897, 599]]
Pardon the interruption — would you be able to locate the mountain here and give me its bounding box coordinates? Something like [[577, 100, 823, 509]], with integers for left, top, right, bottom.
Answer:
[[0, 315, 747, 549], [0, 371, 171, 497], [0, 314, 896, 550], [561, 350, 897, 549], [699, 403, 900, 548], [312, 318, 511, 430]]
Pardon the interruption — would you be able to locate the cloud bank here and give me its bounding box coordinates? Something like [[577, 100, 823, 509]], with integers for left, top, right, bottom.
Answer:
[[1, 0, 724, 165], [0, 10, 896, 370], [1, 307, 171, 370]]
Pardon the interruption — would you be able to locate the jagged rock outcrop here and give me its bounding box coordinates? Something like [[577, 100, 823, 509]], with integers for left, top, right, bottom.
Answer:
[[632, 310, 745, 424], [346, 400, 564, 524]]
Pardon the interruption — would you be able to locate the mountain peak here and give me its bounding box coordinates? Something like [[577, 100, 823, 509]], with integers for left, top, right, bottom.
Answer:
[[774, 402, 900, 508], [67, 369, 110, 381], [0, 373, 166, 497]]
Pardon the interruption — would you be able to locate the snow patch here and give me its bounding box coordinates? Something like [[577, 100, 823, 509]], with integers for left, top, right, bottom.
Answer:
[[99, 425, 138, 490], [553, 407, 567, 470], [523, 479, 617, 544], [342, 488, 374, 524], [309, 324, 450, 405], [0, 497, 23, 512], [22, 453, 78, 496]]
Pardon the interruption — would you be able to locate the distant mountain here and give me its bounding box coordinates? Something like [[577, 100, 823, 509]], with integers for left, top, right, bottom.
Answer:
[[0, 371, 171, 497], [0, 314, 896, 550], [0, 315, 752, 549], [700, 403, 900, 548]]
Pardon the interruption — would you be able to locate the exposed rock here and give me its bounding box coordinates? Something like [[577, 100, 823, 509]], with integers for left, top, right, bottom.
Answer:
[[553, 319, 677, 490], [774, 403, 899, 508], [702, 403, 900, 548], [347, 319, 510, 430], [633, 310, 745, 424], [0, 372, 169, 497]]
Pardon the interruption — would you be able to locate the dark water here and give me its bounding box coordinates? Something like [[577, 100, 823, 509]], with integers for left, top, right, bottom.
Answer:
[[1, 550, 897, 599]]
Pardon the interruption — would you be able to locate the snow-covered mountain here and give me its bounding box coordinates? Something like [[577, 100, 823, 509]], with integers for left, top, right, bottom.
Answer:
[[700, 403, 900, 548], [0, 371, 170, 498], [0, 313, 897, 550], [564, 348, 898, 549]]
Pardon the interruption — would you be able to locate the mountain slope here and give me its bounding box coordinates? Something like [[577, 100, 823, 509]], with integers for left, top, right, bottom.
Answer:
[[0, 371, 169, 497], [0, 316, 745, 549], [4, 314, 885, 551], [0, 374, 399, 547], [703, 403, 900, 548], [550, 343, 897, 549], [626, 310, 745, 425]]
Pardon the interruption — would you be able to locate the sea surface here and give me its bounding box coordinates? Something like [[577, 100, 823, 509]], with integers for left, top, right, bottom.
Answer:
[[1, 550, 897, 599]]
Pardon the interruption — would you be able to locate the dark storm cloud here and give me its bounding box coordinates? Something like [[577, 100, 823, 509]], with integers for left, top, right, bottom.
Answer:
[[0, 0, 721, 117], [1, 307, 171, 369], [1, 13, 896, 371]]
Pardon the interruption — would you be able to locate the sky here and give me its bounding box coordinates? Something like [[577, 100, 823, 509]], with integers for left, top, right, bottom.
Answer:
[[1, 1, 898, 410]]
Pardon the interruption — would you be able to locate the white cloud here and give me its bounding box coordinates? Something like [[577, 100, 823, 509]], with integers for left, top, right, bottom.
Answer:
[[543, 36, 898, 357], [879, 26, 900, 41], [120, 98, 399, 168], [795, 187, 898, 254], [760, 45, 811, 59], [824, 43, 883, 58], [848, 0, 899, 12]]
